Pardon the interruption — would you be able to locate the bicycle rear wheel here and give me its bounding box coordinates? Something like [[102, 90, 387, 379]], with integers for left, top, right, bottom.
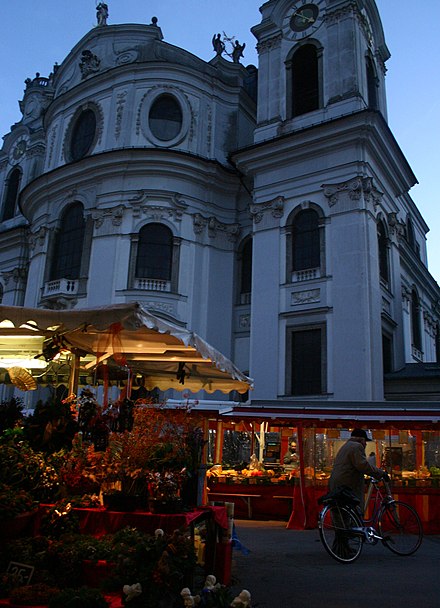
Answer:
[[379, 500, 423, 555], [318, 503, 363, 563]]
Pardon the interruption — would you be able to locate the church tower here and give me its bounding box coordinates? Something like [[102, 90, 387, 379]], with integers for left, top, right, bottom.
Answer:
[[232, 0, 431, 402], [252, 0, 389, 141]]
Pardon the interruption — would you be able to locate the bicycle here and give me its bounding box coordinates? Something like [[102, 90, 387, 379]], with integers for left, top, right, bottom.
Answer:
[[317, 477, 423, 563]]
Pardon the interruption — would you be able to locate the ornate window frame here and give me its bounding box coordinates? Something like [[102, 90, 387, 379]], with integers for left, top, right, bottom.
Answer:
[[138, 87, 191, 148]]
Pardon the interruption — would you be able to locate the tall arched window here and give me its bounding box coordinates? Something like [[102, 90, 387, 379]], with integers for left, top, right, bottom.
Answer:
[[366, 56, 378, 110], [411, 288, 422, 354], [238, 237, 252, 305], [136, 223, 173, 281], [2, 168, 21, 221], [377, 220, 389, 284], [50, 203, 85, 280], [292, 209, 320, 272], [291, 44, 320, 117]]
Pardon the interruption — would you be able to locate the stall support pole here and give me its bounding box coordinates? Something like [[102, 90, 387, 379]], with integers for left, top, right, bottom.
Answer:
[[215, 420, 223, 464], [68, 354, 80, 397]]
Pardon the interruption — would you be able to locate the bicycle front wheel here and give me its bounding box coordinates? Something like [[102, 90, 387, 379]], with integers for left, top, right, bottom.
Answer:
[[318, 504, 363, 563], [379, 500, 423, 555]]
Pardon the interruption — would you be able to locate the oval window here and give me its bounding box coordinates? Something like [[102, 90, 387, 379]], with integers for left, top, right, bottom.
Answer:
[[70, 108, 96, 161], [149, 95, 182, 141]]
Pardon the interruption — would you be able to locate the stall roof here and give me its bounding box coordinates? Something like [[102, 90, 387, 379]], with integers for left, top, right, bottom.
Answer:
[[0, 302, 253, 395], [223, 400, 440, 426]]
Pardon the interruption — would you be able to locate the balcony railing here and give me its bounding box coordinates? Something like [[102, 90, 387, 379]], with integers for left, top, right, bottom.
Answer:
[[134, 278, 171, 292], [291, 267, 320, 282], [43, 278, 78, 297]]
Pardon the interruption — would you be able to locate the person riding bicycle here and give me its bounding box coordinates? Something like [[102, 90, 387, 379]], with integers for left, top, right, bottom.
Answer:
[[328, 428, 389, 512]]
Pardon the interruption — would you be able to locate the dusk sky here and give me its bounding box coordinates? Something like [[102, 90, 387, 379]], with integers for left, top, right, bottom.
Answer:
[[1, 1, 439, 282]]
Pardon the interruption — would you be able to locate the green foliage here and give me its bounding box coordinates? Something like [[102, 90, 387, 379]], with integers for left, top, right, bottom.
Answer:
[[0, 434, 59, 501]]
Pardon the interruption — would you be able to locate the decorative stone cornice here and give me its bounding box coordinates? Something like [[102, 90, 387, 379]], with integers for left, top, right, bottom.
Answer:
[[92, 205, 124, 228], [192, 213, 241, 242], [29, 226, 48, 251], [401, 285, 412, 303], [130, 191, 187, 223], [79, 50, 101, 79], [256, 34, 282, 54], [387, 212, 405, 241], [2, 267, 28, 286], [250, 196, 285, 224], [115, 91, 128, 140], [322, 176, 382, 209]]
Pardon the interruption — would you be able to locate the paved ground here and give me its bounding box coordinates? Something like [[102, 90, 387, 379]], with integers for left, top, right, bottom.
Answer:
[[229, 520, 440, 608]]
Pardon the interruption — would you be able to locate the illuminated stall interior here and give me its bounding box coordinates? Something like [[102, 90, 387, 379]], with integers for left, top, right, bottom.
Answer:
[[204, 411, 440, 531]]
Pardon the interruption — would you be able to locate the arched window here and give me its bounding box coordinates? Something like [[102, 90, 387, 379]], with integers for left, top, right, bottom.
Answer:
[[136, 223, 173, 281], [366, 56, 378, 110], [50, 203, 85, 280], [377, 220, 389, 283], [411, 288, 422, 354], [238, 238, 252, 305], [291, 44, 320, 117], [292, 209, 320, 272], [2, 167, 21, 221]]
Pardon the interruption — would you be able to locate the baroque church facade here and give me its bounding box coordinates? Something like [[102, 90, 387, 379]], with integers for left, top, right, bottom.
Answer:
[[0, 0, 439, 404]]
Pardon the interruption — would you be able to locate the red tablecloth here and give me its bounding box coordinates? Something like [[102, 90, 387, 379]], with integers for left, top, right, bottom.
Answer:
[[35, 504, 227, 537]]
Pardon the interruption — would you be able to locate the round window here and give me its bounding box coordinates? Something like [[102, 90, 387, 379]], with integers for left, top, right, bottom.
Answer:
[[70, 108, 96, 161], [148, 95, 182, 141]]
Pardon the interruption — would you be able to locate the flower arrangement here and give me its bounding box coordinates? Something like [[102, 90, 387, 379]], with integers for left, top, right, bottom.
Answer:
[[0, 431, 59, 502], [0, 484, 38, 520]]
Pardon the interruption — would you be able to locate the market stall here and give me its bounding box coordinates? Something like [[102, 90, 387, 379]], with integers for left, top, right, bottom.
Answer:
[[203, 402, 440, 532], [0, 301, 253, 398]]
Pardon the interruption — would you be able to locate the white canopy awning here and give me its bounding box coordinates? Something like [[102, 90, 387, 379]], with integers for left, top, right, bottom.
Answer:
[[0, 302, 253, 395]]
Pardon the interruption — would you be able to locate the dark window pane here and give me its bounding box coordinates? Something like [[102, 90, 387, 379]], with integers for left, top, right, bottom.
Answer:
[[70, 109, 96, 161], [367, 57, 378, 110], [240, 239, 253, 294], [411, 289, 422, 351], [382, 334, 393, 374], [378, 221, 389, 282], [292, 209, 320, 270], [292, 45, 319, 117], [136, 223, 173, 280], [2, 168, 21, 221], [291, 328, 322, 395], [51, 203, 85, 280], [149, 95, 182, 141]]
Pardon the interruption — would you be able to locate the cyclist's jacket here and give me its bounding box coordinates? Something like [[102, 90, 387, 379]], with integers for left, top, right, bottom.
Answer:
[[328, 437, 385, 509]]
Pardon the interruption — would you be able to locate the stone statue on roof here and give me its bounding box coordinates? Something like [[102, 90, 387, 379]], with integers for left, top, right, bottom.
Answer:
[[212, 33, 225, 57], [232, 40, 246, 63], [96, 2, 109, 26]]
